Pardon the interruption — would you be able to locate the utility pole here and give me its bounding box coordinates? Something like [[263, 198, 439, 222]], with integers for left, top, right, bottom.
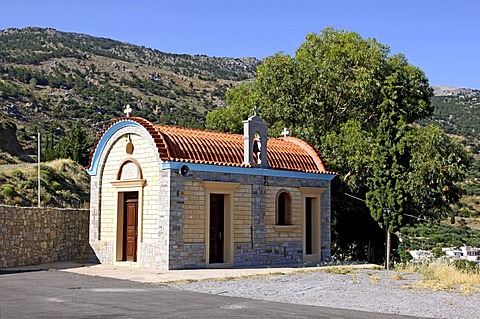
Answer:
[[38, 131, 41, 208], [383, 207, 392, 270]]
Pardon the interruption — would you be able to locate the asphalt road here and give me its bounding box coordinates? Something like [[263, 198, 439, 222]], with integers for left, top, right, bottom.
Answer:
[[0, 269, 423, 319]]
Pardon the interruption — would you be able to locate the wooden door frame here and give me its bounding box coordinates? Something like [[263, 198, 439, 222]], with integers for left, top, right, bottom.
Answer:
[[202, 181, 240, 268], [299, 187, 325, 263], [111, 179, 145, 265]]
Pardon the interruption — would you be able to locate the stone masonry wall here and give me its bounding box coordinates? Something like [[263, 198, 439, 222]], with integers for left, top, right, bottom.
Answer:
[[169, 170, 332, 269], [0, 205, 89, 268]]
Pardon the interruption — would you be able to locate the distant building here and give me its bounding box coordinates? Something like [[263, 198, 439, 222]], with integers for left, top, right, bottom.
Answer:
[[442, 246, 480, 264], [410, 250, 433, 261]]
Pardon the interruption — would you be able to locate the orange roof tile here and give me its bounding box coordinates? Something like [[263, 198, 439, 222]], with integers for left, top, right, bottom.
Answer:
[[88, 117, 333, 174]]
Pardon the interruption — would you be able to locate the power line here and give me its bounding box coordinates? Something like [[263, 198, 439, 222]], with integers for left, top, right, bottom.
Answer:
[[344, 193, 365, 202]]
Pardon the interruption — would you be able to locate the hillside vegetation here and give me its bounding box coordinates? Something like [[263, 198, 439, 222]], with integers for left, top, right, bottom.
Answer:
[[0, 159, 89, 208], [429, 86, 480, 217], [0, 27, 260, 153]]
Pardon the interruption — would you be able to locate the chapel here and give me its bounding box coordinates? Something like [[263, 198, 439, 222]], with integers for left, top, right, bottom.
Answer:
[[86, 108, 335, 269]]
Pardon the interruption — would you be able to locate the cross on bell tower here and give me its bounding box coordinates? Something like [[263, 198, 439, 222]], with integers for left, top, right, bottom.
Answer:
[[253, 105, 259, 116]]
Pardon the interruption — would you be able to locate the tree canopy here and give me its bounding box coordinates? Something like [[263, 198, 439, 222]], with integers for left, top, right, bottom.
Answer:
[[206, 27, 472, 260]]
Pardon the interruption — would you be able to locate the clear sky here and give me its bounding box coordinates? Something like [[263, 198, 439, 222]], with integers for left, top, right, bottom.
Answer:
[[1, 0, 479, 89]]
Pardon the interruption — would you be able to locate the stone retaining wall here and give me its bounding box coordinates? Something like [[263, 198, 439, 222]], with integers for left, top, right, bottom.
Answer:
[[0, 205, 89, 268]]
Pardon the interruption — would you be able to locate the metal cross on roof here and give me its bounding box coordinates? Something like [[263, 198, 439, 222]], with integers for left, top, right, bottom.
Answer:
[[281, 127, 290, 137], [124, 104, 132, 117]]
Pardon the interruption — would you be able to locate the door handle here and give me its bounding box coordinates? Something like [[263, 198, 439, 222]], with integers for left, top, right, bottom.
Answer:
[[219, 232, 222, 239]]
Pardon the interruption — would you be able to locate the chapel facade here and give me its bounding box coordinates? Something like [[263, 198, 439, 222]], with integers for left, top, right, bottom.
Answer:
[[86, 111, 335, 269]]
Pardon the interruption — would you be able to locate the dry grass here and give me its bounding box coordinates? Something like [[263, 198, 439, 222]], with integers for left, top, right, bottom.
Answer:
[[396, 261, 480, 294], [391, 272, 405, 281], [369, 275, 379, 285], [320, 267, 353, 275], [218, 271, 288, 281]]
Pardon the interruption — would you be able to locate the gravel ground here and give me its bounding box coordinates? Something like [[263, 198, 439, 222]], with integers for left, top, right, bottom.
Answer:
[[169, 269, 479, 319]]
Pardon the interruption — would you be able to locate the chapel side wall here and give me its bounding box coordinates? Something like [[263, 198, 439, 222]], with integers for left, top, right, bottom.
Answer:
[[169, 174, 205, 269], [89, 173, 102, 262], [90, 129, 168, 269], [320, 185, 332, 261], [233, 184, 252, 243], [0, 205, 89, 268], [172, 181, 253, 269], [264, 186, 302, 242], [170, 171, 331, 269], [237, 176, 331, 266]]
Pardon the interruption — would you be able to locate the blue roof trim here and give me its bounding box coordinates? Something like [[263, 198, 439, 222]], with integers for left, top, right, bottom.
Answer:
[[163, 162, 335, 181], [86, 120, 146, 176]]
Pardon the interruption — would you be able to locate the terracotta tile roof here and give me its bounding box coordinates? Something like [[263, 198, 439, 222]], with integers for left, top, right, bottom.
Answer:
[[88, 117, 333, 174]]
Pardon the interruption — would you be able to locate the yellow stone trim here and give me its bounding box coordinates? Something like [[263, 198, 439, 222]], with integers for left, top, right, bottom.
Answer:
[[299, 187, 325, 263], [273, 225, 298, 232], [298, 187, 326, 195], [111, 179, 146, 188], [110, 179, 146, 264], [202, 181, 240, 268], [201, 181, 241, 193]]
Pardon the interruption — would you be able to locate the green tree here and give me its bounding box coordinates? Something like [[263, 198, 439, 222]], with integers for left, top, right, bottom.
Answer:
[[403, 125, 472, 221], [41, 121, 92, 166], [207, 28, 471, 260], [66, 121, 91, 166], [206, 82, 254, 133]]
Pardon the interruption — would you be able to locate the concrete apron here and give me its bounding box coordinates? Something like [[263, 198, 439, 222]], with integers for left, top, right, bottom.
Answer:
[[1, 262, 381, 284]]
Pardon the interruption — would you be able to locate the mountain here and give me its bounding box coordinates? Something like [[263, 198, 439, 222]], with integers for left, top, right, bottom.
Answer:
[[0, 27, 478, 214], [0, 27, 260, 157], [429, 86, 480, 218], [430, 85, 480, 139]]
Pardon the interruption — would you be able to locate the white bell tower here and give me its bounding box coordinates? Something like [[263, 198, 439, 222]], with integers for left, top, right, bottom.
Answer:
[[243, 106, 268, 168]]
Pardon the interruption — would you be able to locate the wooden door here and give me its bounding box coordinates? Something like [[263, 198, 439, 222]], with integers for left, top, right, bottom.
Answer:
[[209, 194, 224, 263], [305, 197, 313, 255], [123, 192, 138, 262]]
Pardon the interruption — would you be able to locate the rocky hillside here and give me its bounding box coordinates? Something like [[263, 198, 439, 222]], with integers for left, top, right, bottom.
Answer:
[[0, 27, 260, 154], [0, 159, 89, 208], [0, 28, 478, 213], [430, 85, 480, 138], [0, 115, 33, 163], [428, 86, 480, 217]]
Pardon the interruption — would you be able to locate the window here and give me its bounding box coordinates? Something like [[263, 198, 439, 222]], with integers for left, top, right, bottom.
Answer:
[[116, 159, 143, 181], [276, 191, 292, 225]]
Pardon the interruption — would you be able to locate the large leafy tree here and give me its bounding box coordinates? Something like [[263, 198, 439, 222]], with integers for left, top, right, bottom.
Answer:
[[207, 28, 472, 260], [208, 28, 394, 142]]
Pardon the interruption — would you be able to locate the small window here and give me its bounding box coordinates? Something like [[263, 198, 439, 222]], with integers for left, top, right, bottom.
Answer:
[[276, 191, 292, 225], [117, 159, 143, 180]]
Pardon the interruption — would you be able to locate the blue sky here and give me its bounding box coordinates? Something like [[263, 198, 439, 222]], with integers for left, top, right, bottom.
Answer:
[[1, 0, 479, 89]]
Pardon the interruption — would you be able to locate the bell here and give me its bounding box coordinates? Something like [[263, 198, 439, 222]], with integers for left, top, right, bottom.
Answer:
[[252, 140, 260, 153]]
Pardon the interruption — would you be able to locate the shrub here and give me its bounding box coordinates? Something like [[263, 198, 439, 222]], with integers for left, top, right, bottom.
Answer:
[[10, 169, 24, 178], [49, 181, 61, 191], [453, 259, 479, 274], [1, 185, 16, 197]]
